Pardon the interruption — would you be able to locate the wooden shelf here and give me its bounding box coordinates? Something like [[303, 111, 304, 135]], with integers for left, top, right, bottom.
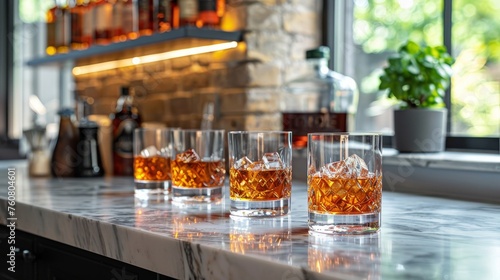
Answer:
[[27, 27, 242, 66]]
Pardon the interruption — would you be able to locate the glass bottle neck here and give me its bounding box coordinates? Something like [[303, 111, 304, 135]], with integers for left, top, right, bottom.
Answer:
[[116, 95, 133, 110], [308, 58, 330, 75]]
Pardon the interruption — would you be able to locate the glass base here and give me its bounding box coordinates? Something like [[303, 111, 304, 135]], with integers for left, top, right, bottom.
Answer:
[[134, 180, 171, 200], [172, 186, 223, 204], [308, 212, 380, 235], [230, 197, 291, 217]]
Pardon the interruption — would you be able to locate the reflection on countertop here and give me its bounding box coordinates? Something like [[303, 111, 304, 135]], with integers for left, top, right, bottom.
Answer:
[[0, 161, 500, 280]]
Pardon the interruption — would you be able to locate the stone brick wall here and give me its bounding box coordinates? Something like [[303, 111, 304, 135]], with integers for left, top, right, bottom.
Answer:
[[74, 0, 322, 131]]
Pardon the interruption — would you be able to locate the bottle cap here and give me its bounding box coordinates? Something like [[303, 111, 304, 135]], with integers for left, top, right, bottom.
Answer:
[[199, 0, 217, 11], [78, 118, 98, 128], [306, 46, 330, 59], [121, 87, 130, 96], [57, 108, 74, 116]]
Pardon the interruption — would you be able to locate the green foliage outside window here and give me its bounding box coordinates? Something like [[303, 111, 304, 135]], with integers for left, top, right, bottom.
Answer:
[[353, 0, 500, 136]]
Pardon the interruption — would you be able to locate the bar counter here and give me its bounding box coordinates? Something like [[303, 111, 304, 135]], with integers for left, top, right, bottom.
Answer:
[[1, 162, 500, 279]]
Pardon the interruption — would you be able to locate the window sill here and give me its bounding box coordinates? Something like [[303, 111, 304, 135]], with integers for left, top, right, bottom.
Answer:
[[383, 148, 500, 173], [382, 149, 500, 204], [292, 149, 500, 204]]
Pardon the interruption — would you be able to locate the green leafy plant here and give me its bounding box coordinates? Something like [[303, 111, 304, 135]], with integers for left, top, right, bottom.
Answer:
[[379, 40, 455, 109]]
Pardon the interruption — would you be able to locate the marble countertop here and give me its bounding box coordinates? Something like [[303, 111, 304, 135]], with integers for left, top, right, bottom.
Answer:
[[1, 162, 500, 280]]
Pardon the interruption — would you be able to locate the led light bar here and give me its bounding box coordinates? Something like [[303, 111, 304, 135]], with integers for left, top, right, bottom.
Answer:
[[72, 41, 238, 76]]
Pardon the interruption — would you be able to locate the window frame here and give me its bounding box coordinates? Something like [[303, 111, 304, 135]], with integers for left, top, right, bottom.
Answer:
[[324, 0, 499, 153], [0, 0, 24, 160], [0, 0, 11, 141]]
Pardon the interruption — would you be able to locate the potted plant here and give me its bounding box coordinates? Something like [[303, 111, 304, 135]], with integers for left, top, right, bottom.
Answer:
[[379, 40, 455, 153]]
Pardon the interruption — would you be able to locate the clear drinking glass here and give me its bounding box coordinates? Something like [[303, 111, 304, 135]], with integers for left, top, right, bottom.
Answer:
[[228, 131, 293, 217], [171, 129, 226, 203], [133, 127, 173, 199], [307, 133, 382, 234]]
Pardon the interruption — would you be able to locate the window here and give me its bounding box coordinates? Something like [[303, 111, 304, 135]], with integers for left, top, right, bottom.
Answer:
[[327, 0, 499, 152]]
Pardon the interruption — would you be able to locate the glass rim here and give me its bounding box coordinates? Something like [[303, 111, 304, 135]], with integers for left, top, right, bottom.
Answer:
[[175, 129, 226, 133], [228, 130, 292, 135], [134, 127, 174, 131], [307, 132, 381, 137]]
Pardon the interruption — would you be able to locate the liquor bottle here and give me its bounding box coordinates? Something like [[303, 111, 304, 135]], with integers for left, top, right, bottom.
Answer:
[[46, 1, 59, 55], [122, 0, 139, 40], [216, 0, 224, 19], [157, 0, 172, 32], [46, 0, 71, 55], [57, 0, 71, 53], [111, 0, 125, 42], [110, 86, 142, 176], [170, 0, 180, 29], [282, 46, 359, 149], [51, 108, 79, 178], [93, 0, 113, 44], [178, 0, 198, 27], [137, 0, 154, 35], [70, 0, 94, 50], [198, 0, 219, 28]]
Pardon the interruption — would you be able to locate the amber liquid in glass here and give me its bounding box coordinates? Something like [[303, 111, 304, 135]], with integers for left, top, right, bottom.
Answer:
[[171, 160, 225, 188], [229, 167, 292, 201], [308, 174, 382, 214], [134, 156, 171, 181]]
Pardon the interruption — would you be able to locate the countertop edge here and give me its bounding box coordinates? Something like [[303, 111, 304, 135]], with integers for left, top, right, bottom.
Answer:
[[0, 198, 342, 280]]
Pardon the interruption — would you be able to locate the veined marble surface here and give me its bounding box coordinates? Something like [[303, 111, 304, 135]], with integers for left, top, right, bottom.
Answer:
[[1, 162, 500, 280]]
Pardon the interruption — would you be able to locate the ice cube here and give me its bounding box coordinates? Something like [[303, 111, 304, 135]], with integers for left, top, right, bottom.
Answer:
[[160, 144, 173, 157], [247, 161, 265, 171], [141, 145, 160, 157], [262, 152, 283, 169], [176, 149, 201, 162], [344, 154, 369, 177], [234, 156, 253, 169], [320, 161, 350, 178]]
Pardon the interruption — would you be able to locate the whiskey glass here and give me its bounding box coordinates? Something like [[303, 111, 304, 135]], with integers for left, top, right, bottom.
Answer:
[[133, 127, 173, 199], [308, 133, 382, 234], [171, 129, 226, 203], [228, 131, 292, 217]]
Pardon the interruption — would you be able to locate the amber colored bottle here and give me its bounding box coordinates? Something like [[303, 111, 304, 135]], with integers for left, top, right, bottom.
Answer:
[[93, 0, 113, 44], [170, 0, 180, 29], [178, 0, 198, 26], [137, 0, 154, 35], [198, 0, 219, 28], [157, 0, 172, 32], [110, 87, 142, 176], [216, 0, 224, 18], [70, 0, 94, 50], [122, 0, 139, 40], [46, 3, 58, 55], [57, 1, 71, 53], [51, 108, 79, 178], [46, 1, 70, 55], [111, 0, 125, 42]]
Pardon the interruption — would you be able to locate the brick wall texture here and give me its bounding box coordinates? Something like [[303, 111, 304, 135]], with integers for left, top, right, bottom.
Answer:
[[74, 0, 322, 131]]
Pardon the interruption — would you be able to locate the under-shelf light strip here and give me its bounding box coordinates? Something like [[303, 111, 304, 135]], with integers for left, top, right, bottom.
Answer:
[[72, 41, 238, 76]]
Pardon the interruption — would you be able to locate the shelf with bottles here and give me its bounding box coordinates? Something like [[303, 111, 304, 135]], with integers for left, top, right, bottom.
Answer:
[[27, 26, 242, 66], [30, 0, 238, 67]]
